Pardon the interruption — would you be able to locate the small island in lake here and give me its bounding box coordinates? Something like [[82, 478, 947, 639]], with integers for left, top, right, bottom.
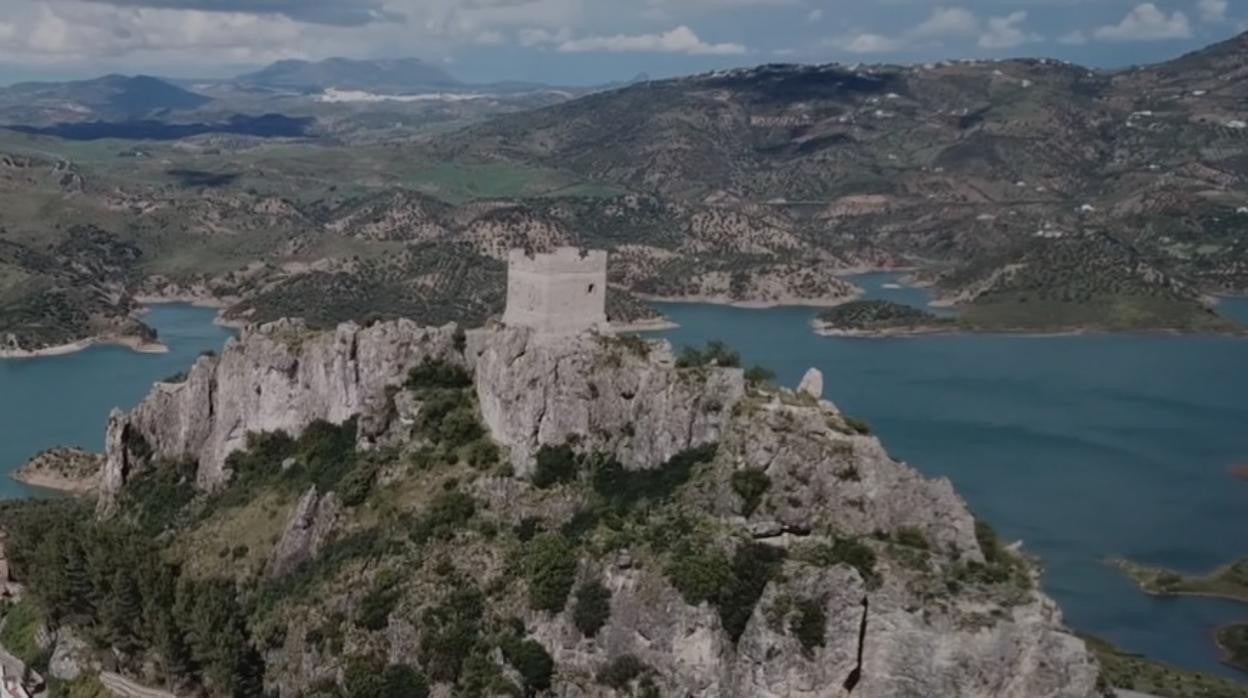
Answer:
[[1111, 557, 1248, 604], [1112, 556, 1248, 673], [812, 300, 954, 337], [12, 447, 104, 494]]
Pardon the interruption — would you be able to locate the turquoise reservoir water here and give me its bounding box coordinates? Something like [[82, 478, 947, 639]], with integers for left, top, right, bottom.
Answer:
[[651, 278, 1248, 679], [0, 304, 234, 499]]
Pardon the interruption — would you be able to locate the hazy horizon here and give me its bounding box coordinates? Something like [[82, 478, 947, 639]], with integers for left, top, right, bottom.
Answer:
[[0, 0, 1243, 87]]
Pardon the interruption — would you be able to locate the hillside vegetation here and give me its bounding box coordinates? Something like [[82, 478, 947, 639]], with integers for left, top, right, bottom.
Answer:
[[4, 34, 1248, 348]]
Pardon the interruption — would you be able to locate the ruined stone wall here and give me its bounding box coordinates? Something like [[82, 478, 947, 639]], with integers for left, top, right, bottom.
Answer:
[[501, 247, 607, 335]]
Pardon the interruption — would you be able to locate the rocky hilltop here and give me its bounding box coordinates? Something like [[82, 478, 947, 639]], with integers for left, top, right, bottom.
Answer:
[[63, 317, 1104, 697]]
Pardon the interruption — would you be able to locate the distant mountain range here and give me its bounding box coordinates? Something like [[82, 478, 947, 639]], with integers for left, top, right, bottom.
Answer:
[[0, 74, 211, 121], [235, 57, 461, 93]]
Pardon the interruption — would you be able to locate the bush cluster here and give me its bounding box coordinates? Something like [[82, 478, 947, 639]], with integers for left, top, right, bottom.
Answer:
[[523, 533, 578, 613]]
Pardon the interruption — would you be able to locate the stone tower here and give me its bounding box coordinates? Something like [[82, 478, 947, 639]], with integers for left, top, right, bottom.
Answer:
[[502, 247, 608, 335]]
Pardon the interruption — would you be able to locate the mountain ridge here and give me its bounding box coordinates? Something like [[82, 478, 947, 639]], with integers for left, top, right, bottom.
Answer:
[[236, 57, 462, 92]]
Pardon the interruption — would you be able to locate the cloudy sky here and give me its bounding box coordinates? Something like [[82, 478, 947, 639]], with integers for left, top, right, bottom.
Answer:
[[0, 0, 1243, 85]]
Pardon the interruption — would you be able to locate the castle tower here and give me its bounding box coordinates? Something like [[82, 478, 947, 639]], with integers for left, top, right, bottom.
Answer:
[[502, 247, 608, 335]]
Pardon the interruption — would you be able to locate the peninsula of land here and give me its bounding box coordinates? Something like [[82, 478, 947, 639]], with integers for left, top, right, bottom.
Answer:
[[12, 446, 104, 494]]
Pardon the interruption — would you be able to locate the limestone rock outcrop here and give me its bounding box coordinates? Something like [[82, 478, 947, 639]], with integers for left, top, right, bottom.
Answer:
[[797, 366, 823, 399], [269, 486, 341, 578], [100, 318, 466, 510], [520, 558, 1096, 698], [475, 329, 745, 475], [96, 317, 1101, 697]]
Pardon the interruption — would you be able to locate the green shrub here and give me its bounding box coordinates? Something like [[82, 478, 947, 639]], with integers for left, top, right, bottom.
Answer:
[[790, 598, 827, 657], [843, 417, 872, 435], [572, 580, 612, 638], [418, 587, 484, 683], [666, 539, 790, 641], [356, 580, 399, 631], [514, 517, 542, 542], [591, 444, 717, 511], [893, 527, 930, 550], [500, 636, 554, 696], [597, 654, 651, 690], [532, 444, 579, 489], [405, 360, 472, 390], [297, 418, 361, 491], [718, 543, 787, 642], [666, 545, 733, 606], [730, 468, 771, 517], [975, 520, 1004, 563], [744, 365, 776, 385], [464, 440, 500, 470], [339, 459, 381, 507], [798, 538, 879, 587], [121, 458, 199, 533], [411, 491, 477, 544], [676, 340, 741, 369], [0, 599, 44, 666], [524, 533, 578, 613], [458, 653, 522, 697], [560, 508, 601, 542], [418, 393, 483, 450], [343, 657, 430, 698]]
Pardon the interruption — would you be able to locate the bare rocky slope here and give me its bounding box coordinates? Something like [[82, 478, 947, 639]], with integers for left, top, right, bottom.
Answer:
[[74, 318, 1103, 697]]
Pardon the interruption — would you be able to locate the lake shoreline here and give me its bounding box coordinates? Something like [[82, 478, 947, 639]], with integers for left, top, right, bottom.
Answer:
[[0, 334, 168, 360], [635, 290, 863, 310], [810, 319, 1248, 339], [612, 318, 680, 332], [1214, 623, 1248, 675], [11, 446, 103, 495]]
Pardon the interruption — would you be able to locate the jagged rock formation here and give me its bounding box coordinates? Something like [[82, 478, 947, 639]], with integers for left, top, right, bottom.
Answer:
[[476, 329, 744, 475], [269, 487, 341, 579], [95, 318, 1101, 696], [100, 318, 466, 508]]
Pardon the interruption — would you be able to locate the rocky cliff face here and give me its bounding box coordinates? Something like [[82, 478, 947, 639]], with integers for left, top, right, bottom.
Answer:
[[99, 318, 1101, 697], [500, 394, 1098, 697], [475, 329, 744, 475], [102, 322, 742, 504], [100, 318, 467, 510]]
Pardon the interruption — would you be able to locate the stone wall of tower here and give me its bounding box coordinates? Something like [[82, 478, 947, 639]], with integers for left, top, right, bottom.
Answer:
[[502, 247, 608, 335]]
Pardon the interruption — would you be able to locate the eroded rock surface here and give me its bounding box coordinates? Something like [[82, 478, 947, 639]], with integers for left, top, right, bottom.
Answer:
[[96, 318, 1101, 697]]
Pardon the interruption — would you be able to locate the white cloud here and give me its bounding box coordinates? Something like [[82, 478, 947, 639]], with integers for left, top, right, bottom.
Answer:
[[517, 26, 571, 47], [910, 7, 979, 41], [1057, 29, 1088, 45], [806, 8, 823, 23], [473, 30, 505, 44], [830, 6, 1038, 55], [0, 3, 301, 61], [1197, 0, 1228, 23], [557, 25, 746, 54], [1093, 3, 1192, 41], [978, 11, 1032, 49], [639, 0, 796, 23], [830, 32, 904, 54]]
